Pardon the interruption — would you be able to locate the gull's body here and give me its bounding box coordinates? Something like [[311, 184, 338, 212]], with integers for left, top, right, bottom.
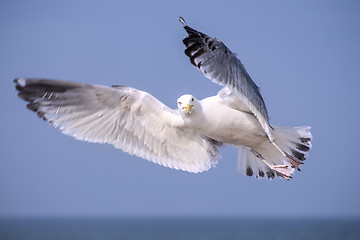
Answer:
[[14, 17, 312, 180], [182, 94, 266, 147]]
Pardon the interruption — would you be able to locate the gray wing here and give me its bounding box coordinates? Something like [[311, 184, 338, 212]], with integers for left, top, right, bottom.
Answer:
[[15, 78, 220, 173], [179, 17, 273, 141]]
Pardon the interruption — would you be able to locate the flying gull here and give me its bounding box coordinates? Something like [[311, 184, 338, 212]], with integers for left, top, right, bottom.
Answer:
[[14, 17, 312, 179]]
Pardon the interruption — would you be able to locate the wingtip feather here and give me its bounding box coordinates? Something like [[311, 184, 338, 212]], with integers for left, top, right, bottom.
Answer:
[[179, 16, 186, 27]]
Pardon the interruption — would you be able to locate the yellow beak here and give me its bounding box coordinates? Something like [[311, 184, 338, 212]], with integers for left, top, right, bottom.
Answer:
[[183, 104, 193, 113]]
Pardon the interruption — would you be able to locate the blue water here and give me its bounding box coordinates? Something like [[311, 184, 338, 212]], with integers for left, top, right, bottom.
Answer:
[[0, 217, 359, 240]]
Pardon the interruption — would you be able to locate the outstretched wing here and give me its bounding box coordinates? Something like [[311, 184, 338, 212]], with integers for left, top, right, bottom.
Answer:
[[179, 17, 273, 141], [15, 78, 220, 172]]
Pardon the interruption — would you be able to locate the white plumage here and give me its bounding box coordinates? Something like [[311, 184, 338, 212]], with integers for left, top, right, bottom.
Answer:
[[14, 17, 312, 179]]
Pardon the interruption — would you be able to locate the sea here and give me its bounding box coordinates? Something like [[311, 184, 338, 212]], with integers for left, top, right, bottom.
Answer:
[[0, 217, 359, 240]]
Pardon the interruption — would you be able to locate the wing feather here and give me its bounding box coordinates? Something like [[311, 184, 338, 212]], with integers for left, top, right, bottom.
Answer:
[[180, 18, 274, 141], [15, 78, 220, 172]]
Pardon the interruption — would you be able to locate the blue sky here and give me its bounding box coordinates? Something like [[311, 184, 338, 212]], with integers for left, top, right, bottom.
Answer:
[[1, 0, 359, 217]]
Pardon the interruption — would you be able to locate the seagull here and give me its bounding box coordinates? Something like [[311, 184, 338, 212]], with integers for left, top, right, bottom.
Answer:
[[14, 17, 312, 179]]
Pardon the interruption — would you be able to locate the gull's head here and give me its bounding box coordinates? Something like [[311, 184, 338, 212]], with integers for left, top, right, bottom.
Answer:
[[177, 94, 199, 115]]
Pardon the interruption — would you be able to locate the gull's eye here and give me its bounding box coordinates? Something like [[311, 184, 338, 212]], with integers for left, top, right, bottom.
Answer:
[[191, 98, 194, 101], [178, 102, 182, 105]]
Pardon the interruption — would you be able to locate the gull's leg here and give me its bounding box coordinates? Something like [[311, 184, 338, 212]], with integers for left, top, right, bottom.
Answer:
[[251, 149, 292, 180], [272, 142, 303, 170]]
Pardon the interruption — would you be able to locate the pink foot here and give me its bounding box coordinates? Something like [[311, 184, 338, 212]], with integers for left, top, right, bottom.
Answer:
[[272, 165, 292, 180]]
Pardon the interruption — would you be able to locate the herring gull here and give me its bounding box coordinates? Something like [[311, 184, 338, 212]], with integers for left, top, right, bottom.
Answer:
[[14, 17, 312, 179]]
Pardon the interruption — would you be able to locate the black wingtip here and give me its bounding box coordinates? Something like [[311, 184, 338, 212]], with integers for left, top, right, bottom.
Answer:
[[179, 16, 186, 27], [112, 85, 126, 89], [246, 167, 253, 177], [14, 78, 26, 83], [14, 78, 26, 91]]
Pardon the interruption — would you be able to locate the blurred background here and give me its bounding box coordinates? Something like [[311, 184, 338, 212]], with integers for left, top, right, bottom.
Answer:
[[1, 0, 359, 219]]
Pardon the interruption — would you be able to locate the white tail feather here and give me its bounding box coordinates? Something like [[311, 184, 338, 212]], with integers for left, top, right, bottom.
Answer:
[[237, 126, 312, 179]]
